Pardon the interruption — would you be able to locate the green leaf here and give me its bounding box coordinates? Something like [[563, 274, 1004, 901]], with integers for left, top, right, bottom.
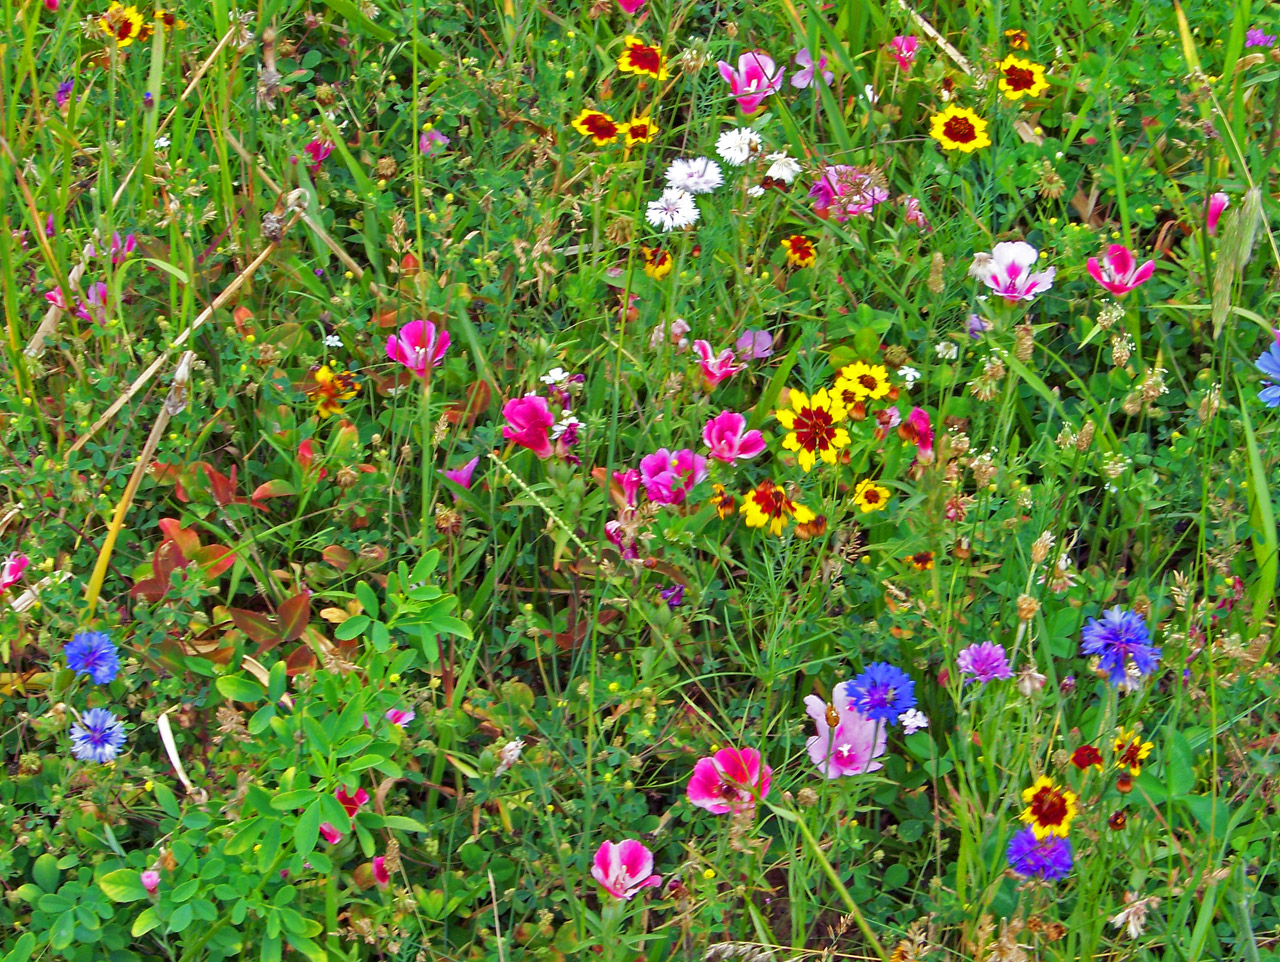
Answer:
[[270, 790, 316, 811], [153, 781, 181, 818], [1166, 729, 1196, 798], [98, 869, 148, 903], [335, 615, 371, 641], [32, 853, 59, 893], [249, 703, 276, 735], [268, 660, 287, 702], [216, 674, 266, 703], [295, 799, 322, 856], [131, 907, 161, 937], [379, 814, 430, 833], [2, 932, 35, 962], [50, 911, 75, 950], [354, 582, 380, 620], [747, 344, 798, 432]]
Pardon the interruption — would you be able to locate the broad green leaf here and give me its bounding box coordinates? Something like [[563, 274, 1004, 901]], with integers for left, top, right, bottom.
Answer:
[[131, 907, 161, 937], [98, 869, 148, 903], [32, 853, 59, 893], [216, 674, 266, 703]]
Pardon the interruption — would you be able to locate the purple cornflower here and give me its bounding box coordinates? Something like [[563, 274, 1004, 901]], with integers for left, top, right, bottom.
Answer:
[[956, 641, 1013, 683], [65, 631, 120, 684], [70, 708, 127, 763], [659, 584, 685, 610], [56, 80, 74, 109], [1245, 28, 1276, 48], [844, 662, 916, 724], [1006, 826, 1072, 880], [1080, 607, 1161, 687], [1256, 341, 1280, 407]]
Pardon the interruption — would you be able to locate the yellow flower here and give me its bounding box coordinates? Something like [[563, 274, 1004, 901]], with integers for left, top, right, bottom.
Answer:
[[1019, 776, 1077, 839], [781, 235, 816, 268], [835, 361, 891, 402], [642, 246, 672, 280], [710, 483, 735, 518], [98, 2, 147, 46], [1113, 730, 1153, 776], [619, 116, 659, 146], [929, 106, 992, 153], [1004, 28, 1029, 50], [852, 478, 890, 513], [776, 388, 849, 473], [570, 108, 620, 145], [306, 365, 360, 418], [741, 480, 816, 535], [617, 36, 668, 80], [996, 55, 1050, 100]]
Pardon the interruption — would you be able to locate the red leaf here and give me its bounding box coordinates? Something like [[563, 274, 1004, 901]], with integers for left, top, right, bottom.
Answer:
[[190, 544, 236, 579], [157, 518, 201, 560], [251, 479, 298, 507], [277, 592, 312, 643], [228, 608, 277, 646], [321, 546, 355, 571], [284, 645, 316, 676]]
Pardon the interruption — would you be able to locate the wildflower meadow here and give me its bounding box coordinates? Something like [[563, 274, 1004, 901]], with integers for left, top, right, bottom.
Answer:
[[3, 0, 1280, 958]]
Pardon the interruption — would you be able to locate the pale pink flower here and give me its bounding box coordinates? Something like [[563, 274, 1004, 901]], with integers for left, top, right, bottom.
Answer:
[[385, 707, 416, 727], [639, 449, 708, 505], [141, 870, 161, 895], [386, 319, 450, 378], [319, 823, 344, 845], [692, 340, 746, 388], [804, 686, 887, 778], [1207, 192, 1229, 236], [790, 49, 833, 89], [716, 51, 785, 115], [977, 242, 1055, 302], [902, 196, 930, 231], [686, 746, 772, 815], [591, 839, 661, 900], [890, 35, 919, 72], [502, 395, 556, 459], [0, 553, 28, 590], [419, 130, 450, 155], [651, 318, 691, 351], [1086, 244, 1155, 296], [702, 411, 766, 463], [440, 456, 480, 498], [372, 856, 391, 889], [735, 329, 774, 359]]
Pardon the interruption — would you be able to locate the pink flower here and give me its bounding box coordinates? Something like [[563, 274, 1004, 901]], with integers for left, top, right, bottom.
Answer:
[[386, 319, 450, 378], [77, 282, 109, 325], [336, 786, 370, 818], [140, 870, 160, 895], [790, 49, 833, 89], [639, 448, 708, 504], [591, 839, 661, 900], [899, 407, 934, 460], [502, 395, 556, 459], [372, 856, 391, 889], [304, 139, 333, 173], [419, 129, 450, 155], [1086, 244, 1155, 296], [890, 35, 919, 72], [976, 242, 1055, 303], [0, 553, 28, 590], [716, 51, 785, 115], [319, 823, 344, 845], [902, 196, 930, 231], [385, 707, 416, 727], [807, 166, 889, 221], [1207, 192, 1229, 236], [686, 746, 772, 815], [614, 469, 642, 506], [617, 0, 646, 12], [703, 411, 766, 463], [735, 329, 774, 359], [440, 456, 480, 498], [651, 318, 691, 351], [605, 519, 639, 560], [692, 340, 746, 389], [804, 687, 887, 778]]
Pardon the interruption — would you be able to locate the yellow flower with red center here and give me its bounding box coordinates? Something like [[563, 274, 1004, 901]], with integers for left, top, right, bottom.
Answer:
[[835, 361, 891, 402], [619, 116, 659, 146], [642, 246, 672, 280], [929, 106, 992, 153], [781, 235, 817, 268], [710, 483, 735, 518], [1019, 776, 1077, 839], [307, 365, 360, 418], [571, 108, 621, 145], [996, 55, 1050, 100], [98, 2, 146, 46], [907, 550, 934, 570], [1004, 28, 1029, 50], [617, 36, 668, 80], [776, 388, 849, 473], [1113, 730, 1153, 776], [742, 480, 816, 535], [157, 9, 187, 29], [852, 479, 890, 513]]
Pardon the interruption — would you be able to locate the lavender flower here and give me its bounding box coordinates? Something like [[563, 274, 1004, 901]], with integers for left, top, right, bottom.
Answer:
[[956, 641, 1013, 683], [1245, 28, 1276, 48], [659, 584, 685, 610], [70, 708, 127, 763], [1256, 341, 1280, 407], [1080, 608, 1161, 687], [845, 662, 916, 723], [1006, 826, 1072, 881], [65, 631, 120, 685]]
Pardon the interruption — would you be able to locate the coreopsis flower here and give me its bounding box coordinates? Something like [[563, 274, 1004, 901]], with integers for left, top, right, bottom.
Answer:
[[592, 840, 661, 900], [956, 641, 1013, 683], [703, 411, 766, 462], [742, 480, 814, 534], [686, 747, 772, 814], [995, 55, 1050, 100], [907, 551, 934, 571], [835, 361, 891, 401], [736, 329, 774, 358], [645, 188, 699, 232], [65, 631, 121, 684], [307, 365, 359, 417], [0, 552, 28, 590], [804, 687, 887, 778], [974, 241, 1056, 302], [776, 388, 849, 472], [929, 106, 992, 152], [716, 50, 785, 114], [386, 319, 449, 378], [790, 49, 833, 88], [639, 448, 708, 504], [1086, 244, 1155, 296], [98, 2, 146, 46], [715, 127, 762, 166], [889, 34, 919, 71], [1019, 776, 1077, 839], [571, 108, 620, 145], [764, 151, 802, 183], [1070, 744, 1104, 770], [1207, 191, 1229, 235], [1006, 827, 1072, 881], [619, 116, 659, 146], [1113, 730, 1153, 776], [665, 157, 723, 194], [710, 483, 736, 518], [781, 235, 817, 268], [642, 245, 673, 279], [502, 395, 556, 459], [1256, 341, 1280, 407], [692, 340, 746, 388], [70, 708, 127, 763], [1004, 28, 1029, 49], [617, 36, 668, 80], [852, 478, 890, 513], [845, 663, 916, 723], [1080, 607, 1161, 687], [385, 707, 416, 727]]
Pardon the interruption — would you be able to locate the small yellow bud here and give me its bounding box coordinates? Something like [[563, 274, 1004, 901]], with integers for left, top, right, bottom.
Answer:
[[702, 868, 716, 880], [245, 334, 256, 344], [388, 673, 401, 683], [565, 69, 575, 80]]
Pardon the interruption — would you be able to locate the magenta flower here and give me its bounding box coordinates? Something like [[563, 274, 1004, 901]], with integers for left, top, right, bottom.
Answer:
[[639, 448, 708, 504], [0, 553, 28, 590], [614, 468, 642, 506], [386, 319, 450, 378], [804, 686, 887, 778], [78, 282, 109, 325], [385, 707, 416, 727], [372, 856, 391, 889], [141, 870, 160, 895], [616, 0, 646, 12], [902, 196, 930, 231], [716, 51, 785, 115], [336, 786, 370, 817], [977, 242, 1055, 303], [502, 395, 556, 459], [1245, 28, 1276, 48], [702, 411, 766, 463], [692, 340, 746, 389], [807, 166, 889, 221], [605, 519, 639, 560], [419, 129, 450, 155], [790, 49, 833, 89], [956, 641, 1013, 683], [735, 329, 774, 359], [591, 840, 661, 900], [304, 139, 333, 172], [1207, 192, 1229, 236], [687, 747, 772, 815], [1086, 244, 1155, 296], [890, 35, 919, 72], [900, 406, 934, 459], [440, 456, 480, 498], [319, 823, 344, 845]]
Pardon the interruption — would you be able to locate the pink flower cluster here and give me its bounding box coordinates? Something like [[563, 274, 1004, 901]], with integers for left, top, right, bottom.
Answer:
[[808, 166, 890, 221], [716, 49, 834, 114]]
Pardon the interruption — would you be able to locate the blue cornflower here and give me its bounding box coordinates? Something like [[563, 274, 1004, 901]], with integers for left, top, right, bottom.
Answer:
[[1080, 607, 1161, 687], [1006, 826, 1072, 881], [70, 708, 127, 763], [1256, 341, 1280, 407], [844, 662, 916, 723], [64, 631, 120, 685]]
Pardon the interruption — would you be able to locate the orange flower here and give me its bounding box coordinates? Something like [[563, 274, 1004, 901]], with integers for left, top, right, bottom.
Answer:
[[306, 365, 360, 418], [781, 235, 816, 268], [617, 36, 668, 80]]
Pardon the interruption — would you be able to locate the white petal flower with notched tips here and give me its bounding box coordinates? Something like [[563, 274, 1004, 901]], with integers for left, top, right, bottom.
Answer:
[[746, 185, 765, 198], [324, 334, 343, 348], [645, 188, 699, 232], [899, 366, 921, 388], [540, 367, 569, 385], [665, 157, 723, 194], [715, 127, 762, 166], [495, 738, 524, 775], [935, 342, 959, 360], [898, 708, 929, 734], [764, 151, 802, 183]]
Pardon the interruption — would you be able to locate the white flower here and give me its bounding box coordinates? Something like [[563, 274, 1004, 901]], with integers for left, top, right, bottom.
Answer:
[[495, 738, 524, 775], [650, 318, 690, 351], [715, 127, 762, 166], [665, 157, 723, 194], [645, 188, 699, 232], [764, 151, 801, 183], [153, 135, 171, 150], [898, 708, 929, 734], [935, 342, 959, 360], [551, 413, 582, 440], [540, 367, 569, 385], [899, 366, 921, 388], [324, 334, 343, 348], [746, 185, 765, 198], [863, 84, 878, 104]]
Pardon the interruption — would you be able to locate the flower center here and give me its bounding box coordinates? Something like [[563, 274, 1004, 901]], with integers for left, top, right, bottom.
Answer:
[[867, 684, 896, 709], [943, 115, 977, 143], [793, 406, 837, 451], [583, 114, 616, 139], [753, 484, 792, 519], [627, 45, 661, 75], [1030, 786, 1068, 826], [1004, 65, 1036, 90]]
